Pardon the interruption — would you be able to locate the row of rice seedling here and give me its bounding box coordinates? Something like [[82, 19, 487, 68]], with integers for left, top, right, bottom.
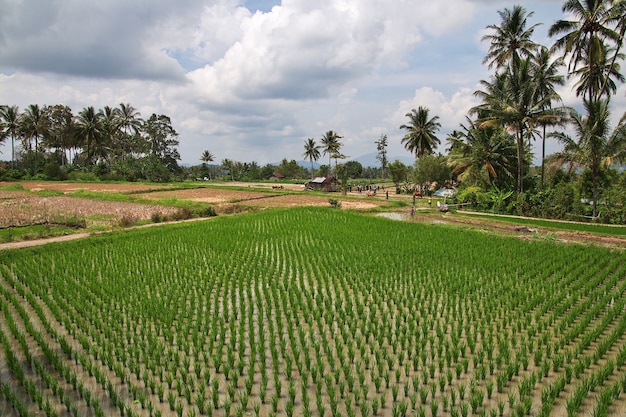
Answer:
[[1, 206, 625, 416]]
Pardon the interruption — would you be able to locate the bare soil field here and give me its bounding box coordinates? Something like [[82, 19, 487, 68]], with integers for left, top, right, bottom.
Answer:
[[0, 195, 181, 226], [0, 181, 172, 194]]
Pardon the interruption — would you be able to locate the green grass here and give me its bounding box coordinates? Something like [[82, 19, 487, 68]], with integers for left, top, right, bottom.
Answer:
[[0, 183, 27, 191], [0, 224, 79, 243], [459, 211, 626, 236]]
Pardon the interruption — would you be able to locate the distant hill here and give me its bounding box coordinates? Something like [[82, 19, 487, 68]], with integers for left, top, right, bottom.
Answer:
[[292, 154, 415, 169], [352, 152, 415, 168]]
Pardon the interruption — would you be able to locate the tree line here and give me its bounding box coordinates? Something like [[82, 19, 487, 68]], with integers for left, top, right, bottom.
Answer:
[[300, 1, 626, 223], [372, 1, 626, 224], [0, 103, 182, 182]]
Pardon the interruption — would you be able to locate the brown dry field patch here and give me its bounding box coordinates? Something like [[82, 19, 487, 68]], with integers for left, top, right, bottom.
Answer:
[[0, 180, 171, 194], [0, 195, 180, 225], [135, 187, 271, 204]]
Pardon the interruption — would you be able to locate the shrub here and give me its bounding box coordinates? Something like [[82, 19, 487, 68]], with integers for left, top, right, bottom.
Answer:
[[328, 199, 342, 209], [172, 207, 193, 221], [151, 212, 165, 223], [118, 214, 139, 227]]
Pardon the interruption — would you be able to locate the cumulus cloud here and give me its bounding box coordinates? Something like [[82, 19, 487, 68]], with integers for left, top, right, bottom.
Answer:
[[1, 0, 621, 165], [392, 87, 480, 137], [0, 0, 211, 79]]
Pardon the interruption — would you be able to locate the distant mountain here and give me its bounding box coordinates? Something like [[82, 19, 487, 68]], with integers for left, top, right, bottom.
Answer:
[[352, 152, 415, 168], [276, 155, 415, 169]]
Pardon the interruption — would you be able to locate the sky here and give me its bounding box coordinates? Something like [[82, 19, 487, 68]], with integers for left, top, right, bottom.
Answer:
[[1, 0, 625, 167]]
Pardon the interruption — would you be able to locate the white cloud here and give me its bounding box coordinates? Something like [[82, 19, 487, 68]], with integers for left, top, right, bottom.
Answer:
[[1, 0, 624, 167]]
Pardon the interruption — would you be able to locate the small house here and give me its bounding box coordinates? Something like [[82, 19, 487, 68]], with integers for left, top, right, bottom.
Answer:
[[269, 172, 285, 181], [306, 176, 339, 192]]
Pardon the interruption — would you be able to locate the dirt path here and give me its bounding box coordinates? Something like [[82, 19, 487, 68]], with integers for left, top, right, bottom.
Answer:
[[0, 233, 91, 251]]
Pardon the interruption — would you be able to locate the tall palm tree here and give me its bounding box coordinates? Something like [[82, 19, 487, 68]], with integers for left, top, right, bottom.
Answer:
[[446, 117, 517, 190], [100, 106, 121, 162], [551, 98, 626, 217], [320, 130, 342, 170], [532, 46, 568, 188], [20, 104, 48, 174], [472, 59, 563, 193], [572, 40, 625, 98], [482, 5, 541, 70], [200, 150, 215, 179], [600, 0, 626, 96], [549, 0, 623, 102], [0, 105, 20, 169], [74, 106, 104, 166], [302, 138, 321, 178], [400, 106, 441, 160], [117, 103, 143, 160], [200, 150, 215, 165]]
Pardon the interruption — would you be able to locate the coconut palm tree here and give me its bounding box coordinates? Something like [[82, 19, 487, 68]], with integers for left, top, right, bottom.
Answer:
[[551, 98, 626, 217], [482, 5, 541, 70], [200, 150, 215, 179], [0, 105, 20, 169], [472, 58, 563, 193], [572, 40, 625, 99], [200, 150, 215, 165], [549, 0, 623, 102], [117, 103, 143, 160], [74, 106, 104, 166], [20, 104, 48, 174], [320, 130, 342, 170], [446, 117, 517, 190], [100, 105, 121, 162], [302, 138, 320, 178], [532, 46, 568, 188], [400, 106, 441, 160]]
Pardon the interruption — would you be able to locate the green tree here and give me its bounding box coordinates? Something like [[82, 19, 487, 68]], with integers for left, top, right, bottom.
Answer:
[[413, 154, 452, 192], [388, 159, 409, 189], [200, 150, 215, 165], [0, 105, 20, 169], [99, 105, 121, 163], [20, 104, 49, 174], [116, 103, 143, 160], [446, 118, 517, 190], [74, 106, 104, 166], [42, 105, 75, 166], [571, 40, 625, 100], [472, 59, 563, 193], [343, 160, 363, 179], [278, 158, 303, 179], [142, 114, 180, 174], [399, 106, 441, 160], [551, 98, 626, 217], [549, 0, 624, 102], [482, 5, 540, 70], [532, 46, 568, 188], [221, 158, 236, 181], [375, 134, 388, 179], [302, 138, 321, 177], [200, 149, 215, 179], [320, 130, 343, 168]]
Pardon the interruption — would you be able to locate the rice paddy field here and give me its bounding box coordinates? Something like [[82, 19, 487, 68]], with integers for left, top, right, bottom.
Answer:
[[1, 207, 625, 417]]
